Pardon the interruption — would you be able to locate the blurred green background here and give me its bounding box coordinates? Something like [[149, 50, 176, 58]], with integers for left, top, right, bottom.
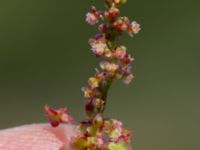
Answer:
[[0, 0, 200, 149]]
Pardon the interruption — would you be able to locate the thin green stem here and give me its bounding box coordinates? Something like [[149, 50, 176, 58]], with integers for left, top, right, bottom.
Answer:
[[100, 79, 113, 113], [99, 32, 118, 113]]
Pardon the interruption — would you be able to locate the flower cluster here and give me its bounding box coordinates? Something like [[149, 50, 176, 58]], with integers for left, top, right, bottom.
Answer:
[[73, 119, 132, 150], [45, 0, 140, 149], [86, 2, 140, 37], [88, 34, 134, 84]]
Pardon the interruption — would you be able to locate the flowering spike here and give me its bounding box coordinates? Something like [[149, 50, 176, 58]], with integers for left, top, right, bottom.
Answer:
[[45, 0, 141, 149]]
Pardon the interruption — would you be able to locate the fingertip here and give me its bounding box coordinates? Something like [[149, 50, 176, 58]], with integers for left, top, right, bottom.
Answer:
[[44, 123, 77, 144], [0, 123, 77, 150]]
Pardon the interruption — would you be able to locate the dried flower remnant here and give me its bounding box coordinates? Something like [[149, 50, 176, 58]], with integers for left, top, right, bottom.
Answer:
[[45, 0, 141, 149], [45, 105, 74, 127]]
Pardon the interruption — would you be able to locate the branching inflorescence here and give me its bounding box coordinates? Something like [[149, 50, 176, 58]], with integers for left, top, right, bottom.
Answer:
[[45, 0, 140, 149]]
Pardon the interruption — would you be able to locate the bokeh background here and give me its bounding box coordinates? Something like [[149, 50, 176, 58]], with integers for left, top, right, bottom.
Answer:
[[0, 0, 200, 149]]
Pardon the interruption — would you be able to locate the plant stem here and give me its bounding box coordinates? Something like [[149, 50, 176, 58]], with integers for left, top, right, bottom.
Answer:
[[100, 79, 113, 113], [99, 32, 117, 113]]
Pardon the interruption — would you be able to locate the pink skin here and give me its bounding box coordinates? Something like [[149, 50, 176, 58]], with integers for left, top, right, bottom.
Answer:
[[0, 124, 77, 150]]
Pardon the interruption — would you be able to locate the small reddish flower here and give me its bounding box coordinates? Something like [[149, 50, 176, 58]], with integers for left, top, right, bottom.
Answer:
[[86, 6, 102, 25], [123, 54, 134, 64], [89, 34, 110, 57], [86, 12, 99, 25], [45, 105, 73, 127], [113, 17, 130, 32], [100, 61, 119, 73], [88, 77, 99, 89], [115, 46, 127, 59], [98, 24, 107, 32], [131, 21, 141, 34]]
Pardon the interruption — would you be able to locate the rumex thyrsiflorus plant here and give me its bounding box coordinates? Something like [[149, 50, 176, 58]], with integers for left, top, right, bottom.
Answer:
[[45, 0, 140, 149]]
